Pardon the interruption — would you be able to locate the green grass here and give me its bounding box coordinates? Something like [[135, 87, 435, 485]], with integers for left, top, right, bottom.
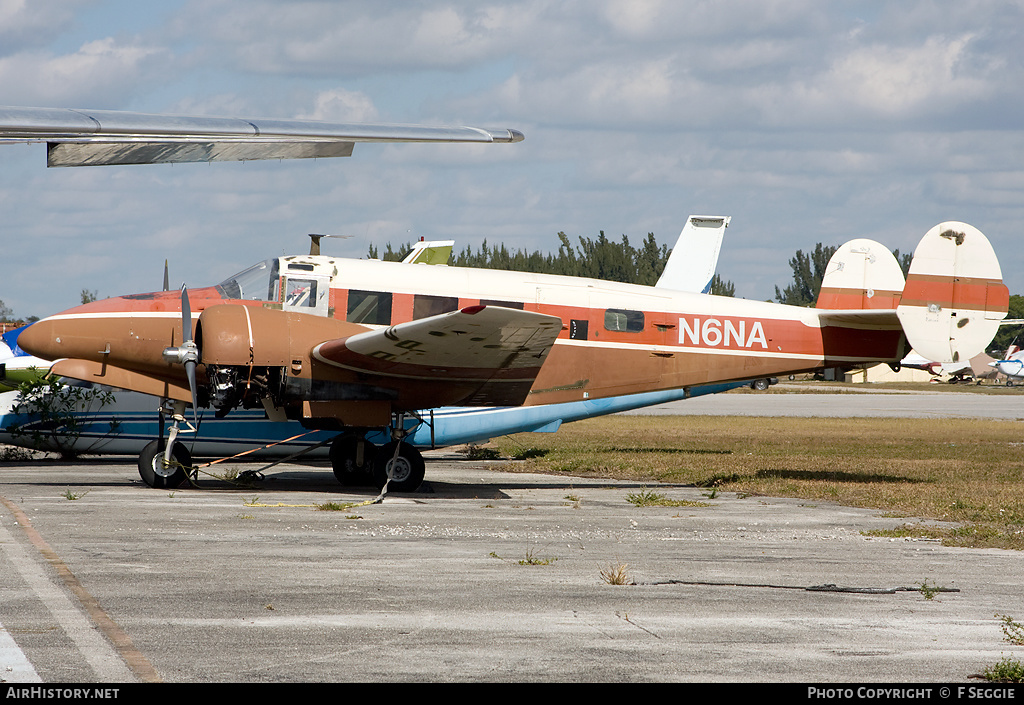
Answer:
[[626, 487, 711, 508], [981, 657, 1024, 683], [316, 501, 358, 511], [486, 415, 1024, 550]]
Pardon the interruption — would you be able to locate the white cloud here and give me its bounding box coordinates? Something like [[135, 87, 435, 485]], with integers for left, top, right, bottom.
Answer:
[[0, 0, 84, 51], [806, 34, 993, 119], [0, 37, 165, 106], [297, 89, 380, 123]]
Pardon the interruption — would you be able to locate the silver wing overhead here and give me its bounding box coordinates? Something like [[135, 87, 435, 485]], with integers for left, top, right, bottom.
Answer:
[[0, 105, 524, 167]]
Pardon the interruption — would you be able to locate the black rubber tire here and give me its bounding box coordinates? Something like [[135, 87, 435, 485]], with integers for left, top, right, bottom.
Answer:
[[138, 439, 191, 489], [330, 435, 377, 486], [752, 378, 769, 391], [372, 441, 425, 493]]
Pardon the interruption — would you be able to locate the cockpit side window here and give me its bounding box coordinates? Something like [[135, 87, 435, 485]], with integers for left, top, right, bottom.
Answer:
[[285, 279, 318, 308]]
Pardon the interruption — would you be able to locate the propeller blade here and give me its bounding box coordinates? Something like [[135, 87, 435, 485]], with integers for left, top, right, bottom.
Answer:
[[179, 285, 198, 421], [185, 359, 198, 419], [180, 284, 193, 344]]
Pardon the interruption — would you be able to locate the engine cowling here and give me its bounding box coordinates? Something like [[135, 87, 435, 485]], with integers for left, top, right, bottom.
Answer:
[[196, 304, 375, 417]]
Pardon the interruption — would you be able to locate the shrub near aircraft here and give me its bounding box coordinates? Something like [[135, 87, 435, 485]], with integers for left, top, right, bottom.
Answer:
[[0, 106, 1011, 492]]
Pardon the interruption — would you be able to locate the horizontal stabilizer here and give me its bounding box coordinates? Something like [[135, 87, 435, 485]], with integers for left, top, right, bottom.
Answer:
[[817, 308, 901, 328]]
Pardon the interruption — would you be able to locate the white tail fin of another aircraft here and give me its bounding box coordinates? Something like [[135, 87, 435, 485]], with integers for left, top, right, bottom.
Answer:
[[656, 215, 729, 293], [402, 240, 455, 265]]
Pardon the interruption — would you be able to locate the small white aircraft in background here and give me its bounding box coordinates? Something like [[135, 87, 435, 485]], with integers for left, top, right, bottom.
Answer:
[[990, 345, 1024, 386], [899, 351, 997, 384], [0, 326, 51, 393]]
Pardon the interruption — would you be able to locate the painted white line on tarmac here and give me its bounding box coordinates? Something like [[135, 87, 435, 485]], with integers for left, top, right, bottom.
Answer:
[[0, 619, 40, 683], [0, 506, 132, 682]]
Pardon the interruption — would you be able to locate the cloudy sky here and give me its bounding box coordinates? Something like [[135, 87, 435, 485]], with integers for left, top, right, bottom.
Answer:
[[2, 0, 1023, 320]]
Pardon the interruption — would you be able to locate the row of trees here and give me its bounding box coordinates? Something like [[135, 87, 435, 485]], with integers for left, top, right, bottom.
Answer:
[[371, 231, 671, 286], [370, 231, 738, 295]]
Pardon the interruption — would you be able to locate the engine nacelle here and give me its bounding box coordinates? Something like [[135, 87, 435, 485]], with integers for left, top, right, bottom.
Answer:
[[196, 304, 374, 415], [197, 304, 369, 368]]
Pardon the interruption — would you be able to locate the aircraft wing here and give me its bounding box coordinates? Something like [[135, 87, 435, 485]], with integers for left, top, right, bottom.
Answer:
[[0, 105, 524, 167], [312, 305, 563, 407]]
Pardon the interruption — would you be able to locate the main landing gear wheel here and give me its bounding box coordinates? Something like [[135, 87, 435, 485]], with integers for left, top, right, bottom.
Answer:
[[138, 439, 191, 489], [372, 441, 425, 493], [330, 435, 377, 486]]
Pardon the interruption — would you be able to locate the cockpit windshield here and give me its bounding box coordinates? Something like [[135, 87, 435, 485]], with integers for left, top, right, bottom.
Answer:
[[215, 259, 280, 301]]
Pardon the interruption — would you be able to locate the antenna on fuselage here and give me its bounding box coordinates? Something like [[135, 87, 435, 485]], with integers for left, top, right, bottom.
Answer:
[[163, 260, 169, 291], [308, 233, 353, 256]]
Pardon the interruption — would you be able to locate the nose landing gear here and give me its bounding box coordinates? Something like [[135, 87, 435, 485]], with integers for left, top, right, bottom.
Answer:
[[138, 399, 194, 489]]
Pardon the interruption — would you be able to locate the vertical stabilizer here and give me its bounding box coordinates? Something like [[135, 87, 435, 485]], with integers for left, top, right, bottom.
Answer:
[[896, 222, 1008, 363], [816, 239, 904, 310], [656, 215, 729, 293]]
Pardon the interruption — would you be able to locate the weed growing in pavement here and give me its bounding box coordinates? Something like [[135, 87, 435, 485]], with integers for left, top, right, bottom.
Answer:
[[600, 562, 633, 585]]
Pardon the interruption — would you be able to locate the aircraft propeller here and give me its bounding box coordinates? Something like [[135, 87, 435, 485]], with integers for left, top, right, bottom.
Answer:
[[161, 284, 200, 419]]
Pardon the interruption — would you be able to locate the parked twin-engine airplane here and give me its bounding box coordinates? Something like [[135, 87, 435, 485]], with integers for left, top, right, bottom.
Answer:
[[0, 106, 1011, 492], [1, 218, 748, 482]]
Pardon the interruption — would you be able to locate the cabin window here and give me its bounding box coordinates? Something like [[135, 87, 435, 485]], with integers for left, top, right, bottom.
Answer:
[[347, 290, 392, 325], [604, 309, 644, 332], [413, 294, 458, 320], [480, 299, 524, 310]]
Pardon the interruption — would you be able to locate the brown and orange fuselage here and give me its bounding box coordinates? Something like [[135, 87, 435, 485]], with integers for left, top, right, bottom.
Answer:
[[20, 256, 910, 426]]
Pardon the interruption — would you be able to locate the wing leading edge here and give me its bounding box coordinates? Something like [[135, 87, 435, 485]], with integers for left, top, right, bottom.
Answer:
[[0, 105, 524, 166], [312, 305, 563, 407]]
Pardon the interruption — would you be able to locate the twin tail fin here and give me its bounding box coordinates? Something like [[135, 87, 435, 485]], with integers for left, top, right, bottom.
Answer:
[[817, 222, 1008, 364]]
